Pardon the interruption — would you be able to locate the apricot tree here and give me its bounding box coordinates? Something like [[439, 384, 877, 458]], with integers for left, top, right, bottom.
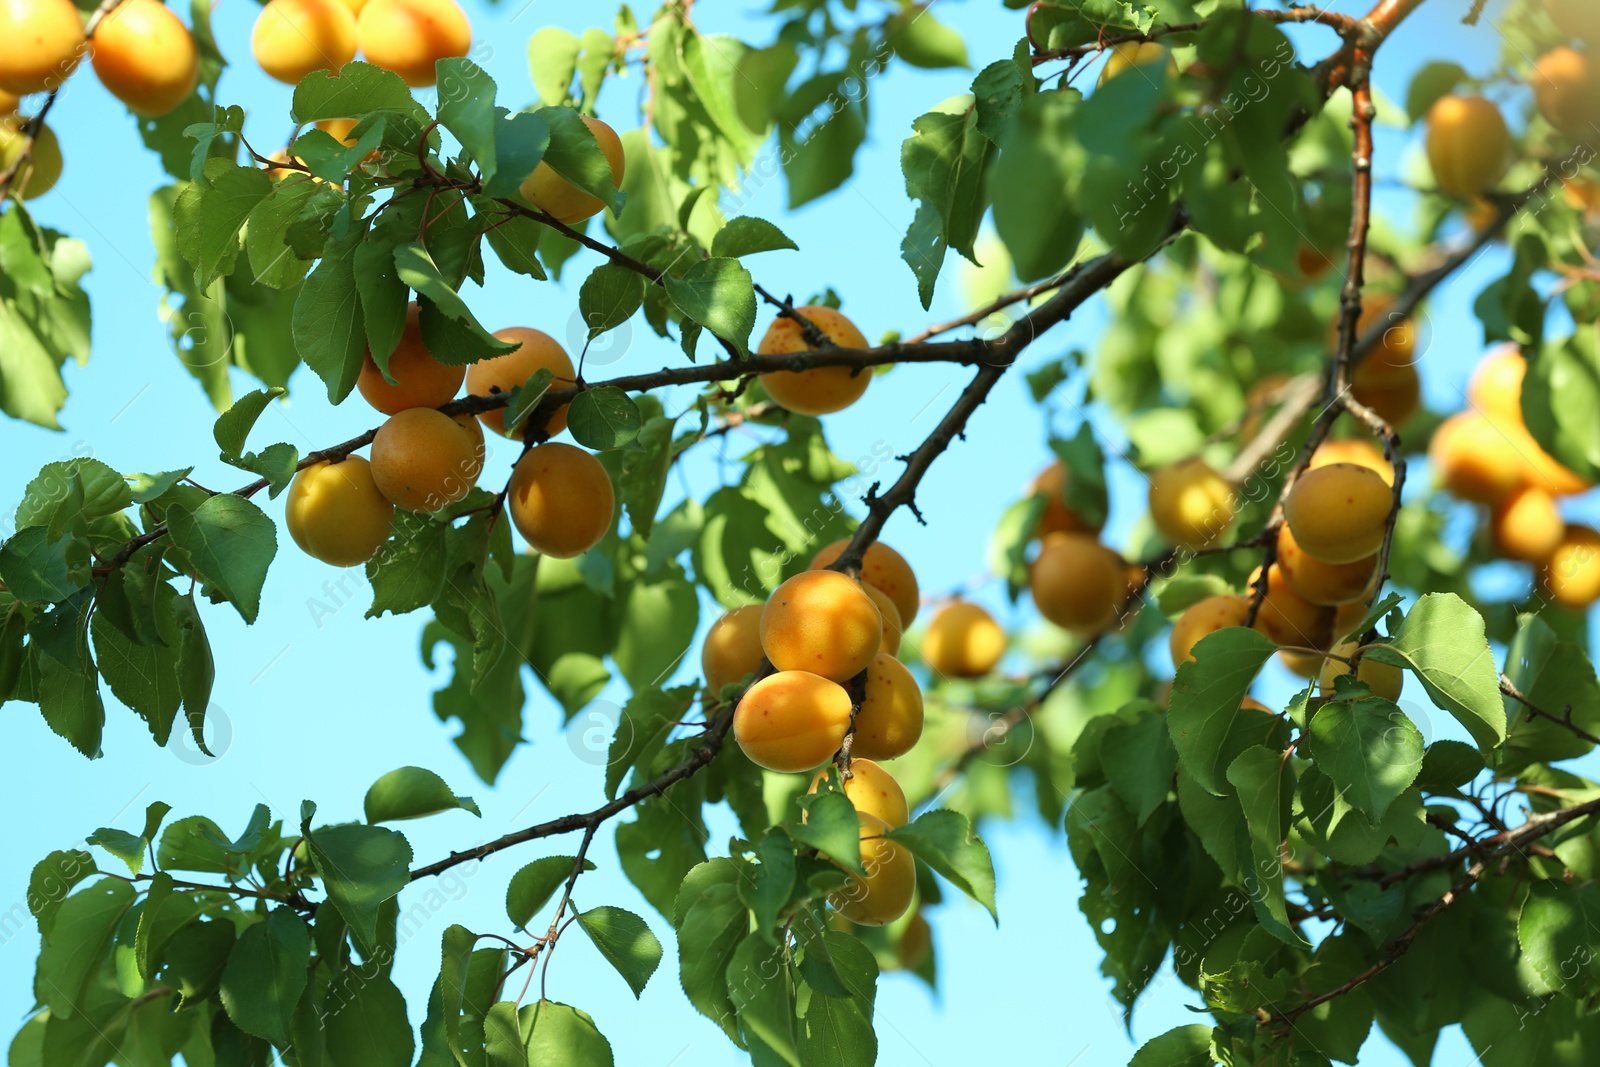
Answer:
[[2, 0, 1600, 1064]]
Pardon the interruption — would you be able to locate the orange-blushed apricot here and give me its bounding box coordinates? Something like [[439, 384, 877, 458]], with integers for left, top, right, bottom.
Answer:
[[829, 813, 915, 926], [0, 0, 83, 96], [1346, 296, 1418, 375], [1310, 437, 1393, 486], [761, 570, 882, 683], [1533, 47, 1600, 135], [809, 758, 908, 827], [90, 0, 197, 116], [1168, 594, 1249, 668], [810, 539, 920, 626], [506, 442, 614, 558], [1029, 533, 1128, 635], [852, 652, 924, 761], [1097, 41, 1166, 86], [701, 605, 765, 696], [1429, 411, 1531, 504], [734, 670, 852, 772], [466, 327, 576, 438], [861, 583, 904, 656], [757, 305, 871, 416], [1030, 460, 1101, 537], [1492, 486, 1566, 563], [357, 302, 465, 413], [355, 0, 469, 87], [0, 120, 60, 199], [252, 0, 357, 85], [1277, 523, 1377, 606], [518, 114, 624, 222], [922, 600, 1006, 678], [370, 408, 483, 512], [285, 457, 394, 566], [1283, 462, 1393, 564], [1319, 640, 1404, 702], [1249, 565, 1336, 652], [1543, 525, 1600, 610], [1148, 458, 1234, 550], [1426, 95, 1511, 198]]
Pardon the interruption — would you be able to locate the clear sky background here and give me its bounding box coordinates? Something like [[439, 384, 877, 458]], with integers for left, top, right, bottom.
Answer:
[[3, 0, 1596, 1064]]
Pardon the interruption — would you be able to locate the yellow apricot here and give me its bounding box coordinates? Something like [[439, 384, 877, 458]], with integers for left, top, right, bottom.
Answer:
[[757, 305, 871, 416], [1276, 523, 1376, 606], [702, 605, 765, 696], [370, 408, 483, 512], [829, 813, 915, 927], [1148, 458, 1234, 550], [1333, 599, 1370, 641], [1097, 41, 1165, 86], [506, 442, 614, 558], [0, 89, 17, 116], [1249, 565, 1336, 651], [1426, 95, 1511, 198], [852, 652, 924, 761], [1547, 0, 1600, 44], [0, 0, 83, 96], [734, 670, 852, 772], [761, 570, 882, 683], [1283, 462, 1393, 564], [1533, 47, 1600, 135], [1278, 649, 1324, 679], [1030, 460, 1101, 537], [252, 0, 357, 85], [1319, 641, 1404, 702], [518, 114, 624, 223], [466, 327, 576, 438], [1310, 437, 1393, 486], [90, 0, 197, 116], [285, 457, 394, 566], [1028, 533, 1128, 634], [1492, 486, 1566, 563], [0, 120, 60, 200], [1349, 357, 1420, 427], [1343, 296, 1418, 375], [810, 539, 920, 626], [356, 0, 469, 87], [1468, 344, 1526, 426], [896, 911, 933, 970], [357, 303, 465, 414], [1429, 411, 1530, 504], [1543, 526, 1600, 610], [808, 758, 908, 827], [922, 600, 1005, 678], [861, 583, 904, 656], [1168, 594, 1249, 668]]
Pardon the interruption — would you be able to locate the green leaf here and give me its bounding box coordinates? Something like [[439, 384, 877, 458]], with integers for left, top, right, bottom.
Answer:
[[364, 766, 481, 823], [1523, 331, 1600, 483], [293, 224, 368, 403], [1051, 423, 1109, 531], [575, 906, 662, 999], [662, 258, 756, 356], [1100, 709, 1177, 827], [1226, 745, 1304, 947], [534, 105, 625, 214], [1156, 574, 1237, 617], [888, 809, 997, 922], [517, 999, 615, 1065], [796, 967, 876, 1066], [325, 973, 414, 1067], [1518, 881, 1600, 997], [434, 56, 498, 171], [0, 526, 82, 603], [990, 91, 1085, 280], [36, 878, 135, 1020], [613, 570, 698, 690], [1306, 695, 1424, 824], [1167, 627, 1279, 794], [178, 163, 273, 290], [885, 8, 969, 68], [711, 217, 797, 258], [213, 387, 285, 457], [16, 459, 132, 529], [674, 860, 747, 1043], [28, 849, 96, 937], [988, 495, 1045, 602], [218, 908, 310, 1047], [291, 61, 427, 127], [1365, 593, 1505, 750], [302, 804, 413, 952], [568, 387, 642, 450], [528, 27, 580, 105], [1131, 1024, 1216, 1066], [394, 242, 513, 364], [506, 857, 594, 929], [727, 935, 799, 1064], [1405, 61, 1467, 122], [85, 828, 146, 875], [1415, 739, 1484, 791], [901, 102, 991, 305], [164, 495, 277, 624], [366, 512, 448, 619], [577, 262, 644, 339], [790, 791, 863, 875]]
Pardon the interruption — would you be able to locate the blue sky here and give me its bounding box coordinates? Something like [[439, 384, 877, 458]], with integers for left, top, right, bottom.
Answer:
[[2, 0, 1593, 1064]]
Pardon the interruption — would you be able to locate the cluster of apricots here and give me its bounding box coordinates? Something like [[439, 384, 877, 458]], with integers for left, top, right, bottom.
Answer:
[[251, 0, 468, 89], [1025, 460, 1142, 635], [1430, 345, 1600, 610], [0, 0, 201, 197], [284, 301, 615, 566]]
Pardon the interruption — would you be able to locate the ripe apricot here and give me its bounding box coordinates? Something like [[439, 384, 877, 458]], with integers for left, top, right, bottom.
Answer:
[[1097, 41, 1165, 86], [853, 653, 924, 761], [702, 605, 765, 696], [861, 583, 904, 656], [761, 570, 882, 683], [757, 305, 871, 417], [252, 0, 356, 85], [1543, 526, 1600, 610], [734, 670, 852, 772], [1277, 523, 1376, 606], [506, 442, 614, 558], [1429, 412, 1530, 504], [1029, 533, 1128, 635], [1533, 47, 1600, 135], [1148, 458, 1234, 550], [370, 408, 483, 512], [1310, 438, 1393, 486], [1278, 649, 1324, 679], [0, 89, 17, 115], [0, 0, 83, 96], [1249, 565, 1336, 651], [922, 600, 1005, 678], [466, 327, 576, 438], [0, 120, 60, 199], [1547, 0, 1600, 44], [1347, 296, 1418, 374], [1467, 344, 1526, 425], [1492, 486, 1565, 563], [809, 758, 908, 827], [810, 539, 920, 626], [357, 303, 465, 413], [1319, 641, 1404, 701], [1426, 95, 1511, 197], [829, 813, 915, 926], [1349, 357, 1420, 427], [355, 0, 468, 86], [1283, 462, 1393, 564], [518, 114, 624, 222], [1030, 460, 1101, 537], [1295, 244, 1335, 281], [1168, 594, 1249, 668], [285, 457, 394, 566], [90, 0, 197, 116]]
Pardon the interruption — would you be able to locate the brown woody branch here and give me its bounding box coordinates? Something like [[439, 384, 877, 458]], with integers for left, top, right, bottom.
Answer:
[[1500, 674, 1600, 746], [1028, 4, 1349, 66]]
